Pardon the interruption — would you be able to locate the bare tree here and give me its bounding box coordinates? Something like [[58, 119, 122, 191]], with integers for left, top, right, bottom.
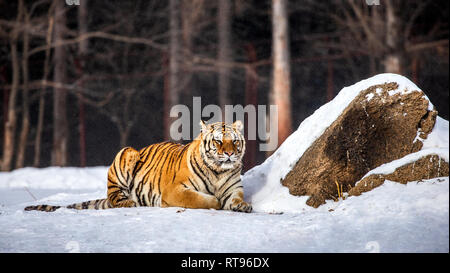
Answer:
[[0, 0, 24, 171], [72, 1, 167, 149], [271, 0, 293, 148], [384, 0, 403, 74], [217, 0, 232, 111], [77, 0, 88, 166], [167, 0, 182, 140], [322, 0, 449, 76], [51, 0, 69, 166], [15, 2, 30, 169], [33, 3, 55, 167]]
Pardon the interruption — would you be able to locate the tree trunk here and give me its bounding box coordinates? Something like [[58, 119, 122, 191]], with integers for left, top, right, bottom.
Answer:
[[327, 59, 334, 102], [1, 66, 8, 142], [1, 0, 23, 171], [411, 56, 419, 84], [384, 0, 404, 74], [77, 86, 87, 167], [163, 51, 170, 140], [168, 0, 181, 140], [16, 6, 31, 169], [244, 43, 258, 171], [52, 0, 69, 166], [119, 128, 130, 149], [370, 2, 382, 74], [34, 9, 54, 167], [33, 89, 46, 167], [77, 0, 88, 167], [217, 0, 232, 111], [169, 0, 181, 107], [1, 42, 19, 171], [271, 0, 292, 148], [181, 0, 194, 101]]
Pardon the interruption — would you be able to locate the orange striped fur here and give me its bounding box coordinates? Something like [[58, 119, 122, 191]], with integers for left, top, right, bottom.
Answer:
[[25, 121, 251, 213]]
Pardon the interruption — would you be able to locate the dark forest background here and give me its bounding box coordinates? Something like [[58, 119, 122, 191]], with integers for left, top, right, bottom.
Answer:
[[0, 0, 448, 172]]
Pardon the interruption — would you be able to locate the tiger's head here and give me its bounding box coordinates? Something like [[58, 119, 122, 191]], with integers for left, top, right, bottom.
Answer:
[[199, 120, 246, 170]]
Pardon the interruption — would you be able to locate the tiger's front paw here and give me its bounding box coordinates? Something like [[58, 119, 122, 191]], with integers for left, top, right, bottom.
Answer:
[[230, 198, 252, 213]]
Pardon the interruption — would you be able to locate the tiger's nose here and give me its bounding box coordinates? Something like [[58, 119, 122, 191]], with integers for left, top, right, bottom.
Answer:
[[224, 151, 234, 157]]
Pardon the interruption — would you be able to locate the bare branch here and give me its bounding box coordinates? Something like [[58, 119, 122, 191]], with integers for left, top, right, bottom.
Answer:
[[27, 31, 167, 57], [404, 0, 432, 41], [406, 39, 449, 53], [347, 0, 385, 52]]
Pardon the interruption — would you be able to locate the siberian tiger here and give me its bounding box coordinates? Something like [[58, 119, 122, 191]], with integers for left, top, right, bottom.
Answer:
[[24, 120, 252, 213]]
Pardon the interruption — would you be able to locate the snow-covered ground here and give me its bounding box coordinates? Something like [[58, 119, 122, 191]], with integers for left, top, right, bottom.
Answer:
[[0, 74, 448, 253], [0, 167, 448, 253]]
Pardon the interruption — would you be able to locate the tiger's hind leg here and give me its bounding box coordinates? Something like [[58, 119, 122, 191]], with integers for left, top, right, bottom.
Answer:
[[107, 147, 140, 208]]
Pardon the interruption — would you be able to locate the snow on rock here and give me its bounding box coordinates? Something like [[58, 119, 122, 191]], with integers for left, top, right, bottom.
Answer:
[[360, 148, 448, 181], [242, 73, 445, 213], [423, 116, 449, 150]]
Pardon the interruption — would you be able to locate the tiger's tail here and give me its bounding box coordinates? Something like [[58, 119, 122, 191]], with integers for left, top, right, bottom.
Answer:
[[24, 198, 112, 212]]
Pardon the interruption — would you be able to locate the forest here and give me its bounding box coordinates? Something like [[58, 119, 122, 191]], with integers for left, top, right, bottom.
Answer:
[[0, 0, 448, 171]]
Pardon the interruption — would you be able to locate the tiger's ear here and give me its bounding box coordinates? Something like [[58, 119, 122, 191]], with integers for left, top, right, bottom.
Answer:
[[199, 120, 208, 134], [232, 120, 244, 132]]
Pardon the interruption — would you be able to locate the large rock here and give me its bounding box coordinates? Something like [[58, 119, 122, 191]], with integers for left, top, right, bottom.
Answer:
[[281, 82, 438, 208]]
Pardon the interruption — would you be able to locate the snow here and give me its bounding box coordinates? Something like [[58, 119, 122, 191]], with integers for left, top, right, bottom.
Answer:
[[0, 169, 448, 252], [0, 166, 106, 190], [365, 93, 374, 101], [423, 116, 449, 149], [0, 73, 448, 253]]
